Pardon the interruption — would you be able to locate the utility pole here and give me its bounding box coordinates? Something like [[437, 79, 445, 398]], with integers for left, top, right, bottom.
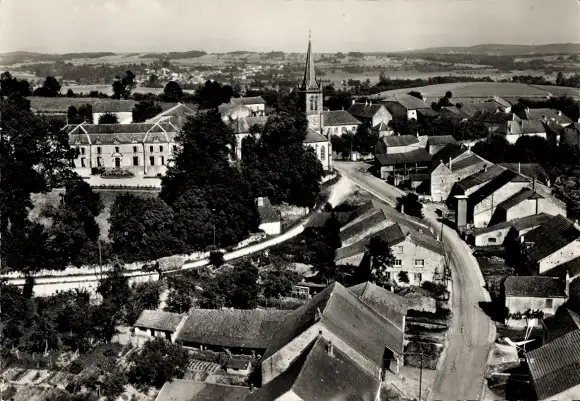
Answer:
[[98, 239, 103, 279], [404, 350, 427, 401], [350, 133, 353, 161]]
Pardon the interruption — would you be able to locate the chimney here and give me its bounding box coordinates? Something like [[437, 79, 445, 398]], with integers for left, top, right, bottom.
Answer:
[[483, 164, 488, 172], [532, 177, 536, 191], [525, 107, 530, 114], [249, 383, 254, 392], [318, 329, 323, 338], [520, 235, 525, 244], [326, 341, 334, 357], [352, 99, 355, 106], [518, 162, 521, 174], [558, 110, 562, 116], [448, 156, 453, 170], [401, 204, 405, 215], [256, 197, 264, 207], [565, 271, 570, 297], [316, 308, 322, 321]]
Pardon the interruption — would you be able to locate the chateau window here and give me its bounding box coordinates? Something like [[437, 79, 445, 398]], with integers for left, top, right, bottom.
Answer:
[[546, 299, 553, 309], [159, 146, 164, 152], [414, 259, 424, 267], [97, 147, 102, 155], [150, 156, 155, 166], [393, 259, 402, 266], [97, 157, 102, 167], [133, 146, 138, 153], [115, 146, 120, 153], [149, 146, 154, 153], [80, 158, 86, 168], [396, 246, 403, 254], [160, 156, 165, 165], [80, 147, 86, 155], [414, 273, 423, 283], [173, 145, 177, 152], [133, 156, 139, 166], [320, 146, 325, 161]]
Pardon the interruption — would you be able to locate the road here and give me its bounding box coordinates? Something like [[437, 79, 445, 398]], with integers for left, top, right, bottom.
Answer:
[[334, 161, 495, 401]]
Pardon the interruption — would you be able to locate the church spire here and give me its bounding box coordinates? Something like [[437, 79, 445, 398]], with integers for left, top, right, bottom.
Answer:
[[302, 30, 319, 91]]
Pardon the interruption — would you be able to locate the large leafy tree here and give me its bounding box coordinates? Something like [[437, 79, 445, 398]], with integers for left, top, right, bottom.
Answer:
[[195, 80, 235, 109], [0, 71, 32, 97], [112, 71, 135, 100], [162, 81, 184, 102], [242, 112, 324, 208], [201, 261, 260, 309], [365, 235, 395, 287], [33, 76, 61, 97], [98, 112, 119, 124], [109, 194, 183, 263], [161, 110, 259, 250], [397, 193, 423, 218], [132, 100, 162, 123], [67, 104, 93, 124]]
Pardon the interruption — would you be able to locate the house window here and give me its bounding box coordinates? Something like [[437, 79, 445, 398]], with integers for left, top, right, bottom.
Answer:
[[545, 299, 553, 309], [149, 146, 154, 153], [173, 145, 177, 152], [396, 246, 403, 254], [133, 156, 139, 166], [488, 237, 497, 244], [97, 157, 102, 167], [115, 146, 120, 153], [159, 146, 163, 152], [160, 156, 165, 165], [414, 273, 423, 283], [393, 259, 402, 266], [150, 156, 155, 166], [320, 146, 325, 161], [385, 272, 391, 281], [97, 147, 102, 154], [80, 147, 86, 155], [115, 157, 121, 168], [80, 157, 86, 168], [133, 146, 138, 153], [414, 259, 424, 267], [150, 329, 154, 336]]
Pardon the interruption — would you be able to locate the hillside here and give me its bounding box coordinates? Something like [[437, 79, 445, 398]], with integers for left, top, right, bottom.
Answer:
[[399, 43, 580, 55]]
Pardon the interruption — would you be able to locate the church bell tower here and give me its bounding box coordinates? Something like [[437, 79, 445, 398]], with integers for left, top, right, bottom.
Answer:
[[300, 31, 323, 133]]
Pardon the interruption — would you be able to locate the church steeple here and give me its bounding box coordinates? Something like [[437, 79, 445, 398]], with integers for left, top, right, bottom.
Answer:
[[302, 30, 319, 91]]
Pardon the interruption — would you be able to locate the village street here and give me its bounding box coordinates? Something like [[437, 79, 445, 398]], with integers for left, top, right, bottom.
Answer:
[[334, 161, 495, 401]]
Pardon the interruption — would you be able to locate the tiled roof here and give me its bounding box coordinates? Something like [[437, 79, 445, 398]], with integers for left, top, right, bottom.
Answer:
[[440, 106, 469, 119], [522, 108, 573, 126], [431, 144, 466, 167], [336, 223, 406, 262], [460, 102, 500, 116], [504, 276, 567, 298], [348, 103, 384, 119], [382, 135, 419, 147], [146, 103, 197, 124], [93, 100, 135, 113], [497, 188, 543, 211], [66, 122, 177, 134], [456, 164, 505, 191], [470, 110, 514, 124], [230, 96, 266, 106], [226, 116, 268, 134], [523, 215, 580, 263], [526, 330, 580, 400], [322, 110, 361, 126], [304, 128, 329, 143], [345, 201, 376, 223], [428, 135, 457, 146], [543, 309, 580, 344], [375, 149, 432, 166], [155, 380, 249, 401], [417, 108, 440, 118], [450, 153, 486, 172], [176, 309, 288, 349], [540, 256, 580, 280], [493, 96, 513, 109], [372, 121, 391, 131], [339, 209, 388, 244], [305, 212, 352, 228], [134, 310, 184, 332], [349, 282, 408, 330], [498, 163, 549, 183], [474, 213, 552, 236], [263, 282, 405, 366], [248, 337, 381, 401], [392, 94, 430, 110], [468, 169, 529, 207], [407, 228, 445, 255], [67, 122, 178, 145], [561, 124, 580, 147]]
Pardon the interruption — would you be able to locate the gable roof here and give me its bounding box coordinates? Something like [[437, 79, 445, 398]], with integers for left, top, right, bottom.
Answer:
[[134, 310, 184, 332], [406, 228, 445, 255], [305, 212, 352, 228], [523, 215, 580, 263], [348, 103, 385, 119], [176, 309, 288, 349], [146, 103, 197, 124], [392, 94, 430, 110], [248, 337, 380, 401], [522, 108, 573, 126], [304, 128, 329, 143], [349, 282, 408, 330], [460, 101, 500, 116], [375, 149, 432, 166], [336, 223, 406, 262], [526, 330, 580, 400], [456, 164, 506, 191], [504, 276, 567, 298], [540, 255, 580, 280], [543, 308, 580, 344], [498, 163, 549, 183], [428, 135, 458, 146], [431, 144, 466, 167], [67, 122, 178, 145], [497, 187, 544, 211], [440, 106, 469, 119], [263, 282, 405, 367], [230, 96, 266, 106], [322, 110, 361, 126], [468, 169, 529, 207], [372, 121, 391, 131], [470, 110, 514, 125], [155, 380, 249, 401], [450, 153, 487, 172], [472, 213, 552, 236], [383, 135, 419, 147], [339, 209, 390, 244]]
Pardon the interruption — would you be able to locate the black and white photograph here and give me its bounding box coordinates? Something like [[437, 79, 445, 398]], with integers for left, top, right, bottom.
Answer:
[[0, 0, 579, 400]]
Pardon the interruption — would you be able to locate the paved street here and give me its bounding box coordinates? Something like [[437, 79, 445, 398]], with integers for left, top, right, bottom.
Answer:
[[334, 161, 495, 401]]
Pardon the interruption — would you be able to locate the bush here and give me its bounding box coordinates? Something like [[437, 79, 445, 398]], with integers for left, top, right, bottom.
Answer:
[[101, 169, 135, 178], [421, 281, 447, 297], [69, 360, 84, 374]]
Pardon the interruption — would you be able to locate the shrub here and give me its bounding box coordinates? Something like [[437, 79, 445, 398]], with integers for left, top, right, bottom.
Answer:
[[69, 360, 84, 374], [421, 281, 447, 297]]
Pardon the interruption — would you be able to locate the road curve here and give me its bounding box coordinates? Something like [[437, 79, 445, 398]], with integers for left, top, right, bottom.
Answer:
[[333, 161, 495, 401]]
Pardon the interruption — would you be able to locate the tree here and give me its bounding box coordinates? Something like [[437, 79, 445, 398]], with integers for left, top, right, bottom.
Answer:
[[325, 91, 353, 111], [109, 194, 183, 262], [354, 122, 377, 154], [132, 100, 162, 123], [148, 73, 160, 86], [33, 76, 62, 97], [363, 235, 396, 287], [397, 193, 423, 218], [195, 80, 236, 109], [162, 81, 184, 102], [125, 282, 162, 325], [128, 338, 189, 389], [201, 261, 260, 309], [66, 89, 75, 98], [111, 71, 135, 100], [408, 91, 423, 100], [98, 112, 119, 124], [261, 265, 299, 299], [0, 71, 32, 97], [67, 104, 93, 124]]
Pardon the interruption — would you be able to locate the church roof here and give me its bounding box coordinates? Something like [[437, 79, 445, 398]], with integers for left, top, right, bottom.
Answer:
[[305, 128, 329, 143], [301, 35, 320, 91]]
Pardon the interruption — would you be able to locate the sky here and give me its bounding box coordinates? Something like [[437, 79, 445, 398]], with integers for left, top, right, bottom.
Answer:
[[0, 0, 579, 54]]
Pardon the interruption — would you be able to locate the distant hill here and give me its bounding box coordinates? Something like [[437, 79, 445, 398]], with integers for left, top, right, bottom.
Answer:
[[139, 50, 207, 59], [399, 43, 580, 55], [0, 51, 116, 65]]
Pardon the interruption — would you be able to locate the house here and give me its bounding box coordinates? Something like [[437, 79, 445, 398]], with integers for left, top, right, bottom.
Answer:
[[449, 164, 506, 202], [430, 150, 489, 202], [66, 121, 178, 178], [498, 163, 550, 185], [519, 214, 580, 275], [541, 307, 580, 344], [470, 213, 552, 246], [259, 281, 405, 387], [469, 110, 519, 135], [439, 106, 469, 122], [395, 286, 437, 313], [558, 122, 580, 150], [383, 94, 431, 120], [322, 110, 361, 137], [504, 274, 570, 327], [517, 107, 574, 128], [256, 197, 281, 235], [229, 96, 266, 116], [348, 101, 393, 127], [133, 310, 187, 345], [339, 208, 394, 248], [505, 119, 547, 143], [349, 281, 408, 332], [225, 116, 268, 160], [304, 128, 332, 170], [145, 102, 197, 129], [489, 185, 566, 225], [526, 330, 580, 400], [375, 149, 432, 185], [427, 135, 458, 155], [416, 108, 440, 123], [377, 134, 422, 154], [154, 380, 250, 401], [226, 359, 252, 376], [92, 100, 134, 124], [371, 121, 394, 138], [175, 309, 289, 357]]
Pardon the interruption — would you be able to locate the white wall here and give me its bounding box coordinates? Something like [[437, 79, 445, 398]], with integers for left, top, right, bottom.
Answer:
[[260, 221, 281, 235]]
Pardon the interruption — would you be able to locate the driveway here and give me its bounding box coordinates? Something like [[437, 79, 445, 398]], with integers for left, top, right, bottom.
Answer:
[[334, 161, 495, 401]]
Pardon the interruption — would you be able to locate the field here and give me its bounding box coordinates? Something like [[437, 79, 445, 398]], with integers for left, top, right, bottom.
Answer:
[[60, 84, 195, 97]]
